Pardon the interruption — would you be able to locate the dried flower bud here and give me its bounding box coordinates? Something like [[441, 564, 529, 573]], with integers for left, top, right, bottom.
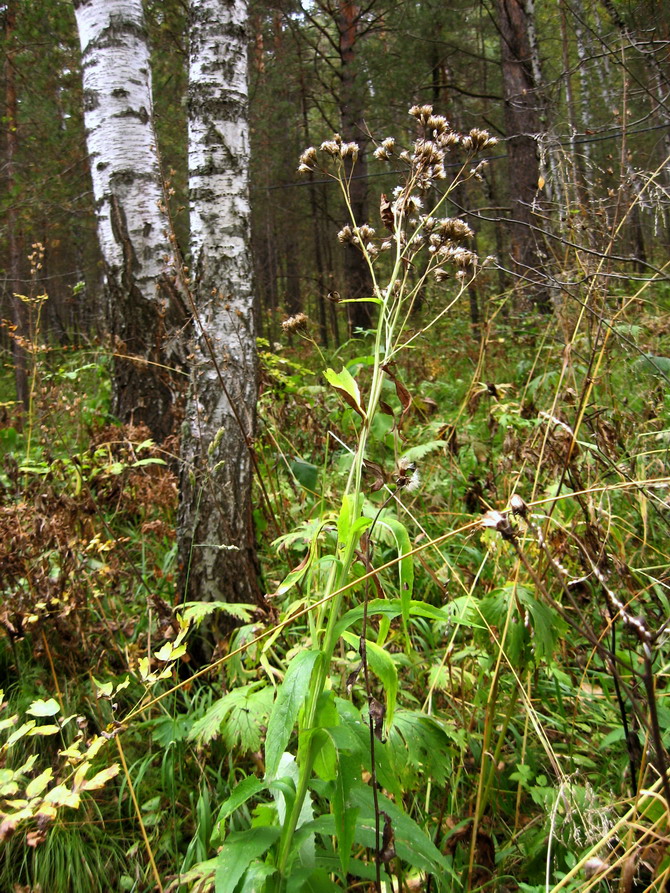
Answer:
[[357, 224, 376, 240], [320, 139, 340, 156], [337, 225, 355, 244], [439, 132, 462, 149], [510, 494, 528, 517], [480, 509, 515, 541], [281, 313, 309, 334], [427, 115, 448, 133], [437, 218, 474, 241], [299, 146, 318, 168], [434, 268, 449, 282], [467, 128, 498, 151], [341, 141, 359, 159]]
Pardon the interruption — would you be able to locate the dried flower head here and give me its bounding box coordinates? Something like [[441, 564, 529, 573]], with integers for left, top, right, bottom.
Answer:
[[298, 147, 318, 171], [281, 313, 309, 335], [337, 225, 355, 244], [436, 218, 474, 241], [340, 141, 359, 160], [466, 128, 498, 151], [438, 245, 477, 268], [395, 459, 420, 493], [480, 509, 515, 541], [427, 114, 449, 134], [409, 104, 434, 125], [374, 137, 396, 161]]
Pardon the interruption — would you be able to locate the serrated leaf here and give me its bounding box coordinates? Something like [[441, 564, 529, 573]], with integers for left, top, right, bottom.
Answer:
[[265, 650, 320, 779], [214, 827, 280, 893], [401, 440, 444, 462], [178, 600, 256, 627], [188, 683, 273, 752], [26, 698, 60, 717]]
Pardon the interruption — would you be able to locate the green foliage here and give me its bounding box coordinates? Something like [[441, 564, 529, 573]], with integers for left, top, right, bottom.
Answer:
[[188, 683, 274, 752]]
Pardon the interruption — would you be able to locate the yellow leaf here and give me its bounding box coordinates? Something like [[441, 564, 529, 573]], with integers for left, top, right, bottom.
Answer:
[[80, 763, 120, 791], [73, 761, 91, 791], [26, 768, 53, 798], [34, 803, 58, 822], [84, 736, 106, 761], [44, 785, 80, 809], [154, 642, 174, 661], [27, 724, 60, 737], [538, 175, 545, 189]]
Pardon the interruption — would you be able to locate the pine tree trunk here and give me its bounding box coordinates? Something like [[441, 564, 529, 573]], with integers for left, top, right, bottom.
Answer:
[[4, 0, 28, 420], [178, 0, 262, 617], [338, 0, 373, 331], [74, 0, 186, 442], [497, 0, 549, 309]]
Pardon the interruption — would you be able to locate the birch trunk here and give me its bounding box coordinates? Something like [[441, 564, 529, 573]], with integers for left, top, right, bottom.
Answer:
[[74, 0, 186, 442], [178, 0, 261, 613]]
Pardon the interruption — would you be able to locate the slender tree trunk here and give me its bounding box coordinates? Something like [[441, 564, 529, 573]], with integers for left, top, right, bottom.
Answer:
[[338, 0, 373, 330], [4, 1, 28, 419], [497, 0, 548, 309], [298, 50, 329, 345], [178, 0, 262, 615], [74, 0, 187, 442]]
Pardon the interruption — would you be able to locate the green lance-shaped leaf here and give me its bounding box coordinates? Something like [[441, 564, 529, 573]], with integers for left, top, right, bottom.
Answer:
[[336, 494, 370, 559], [341, 632, 398, 731], [265, 650, 321, 780], [214, 826, 280, 893], [332, 747, 360, 876], [324, 366, 366, 419], [377, 517, 414, 630], [213, 775, 267, 832]]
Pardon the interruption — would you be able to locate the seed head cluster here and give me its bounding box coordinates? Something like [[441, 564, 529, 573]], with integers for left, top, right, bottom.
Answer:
[[298, 104, 497, 290]]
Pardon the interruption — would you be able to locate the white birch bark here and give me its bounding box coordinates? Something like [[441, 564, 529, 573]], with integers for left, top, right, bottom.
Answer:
[[74, 0, 185, 440], [178, 0, 261, 613]]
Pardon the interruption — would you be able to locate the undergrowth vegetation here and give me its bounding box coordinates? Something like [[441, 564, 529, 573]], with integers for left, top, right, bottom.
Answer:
[[3, 106, 670, 892]]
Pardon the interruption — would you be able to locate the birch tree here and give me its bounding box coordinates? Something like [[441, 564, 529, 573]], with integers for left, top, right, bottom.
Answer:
[[74, 0, 186, 442], [178, 0, 262, 612]]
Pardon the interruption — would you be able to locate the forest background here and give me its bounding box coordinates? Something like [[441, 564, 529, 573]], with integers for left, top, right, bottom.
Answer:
[[2, 0, 670, 891]]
